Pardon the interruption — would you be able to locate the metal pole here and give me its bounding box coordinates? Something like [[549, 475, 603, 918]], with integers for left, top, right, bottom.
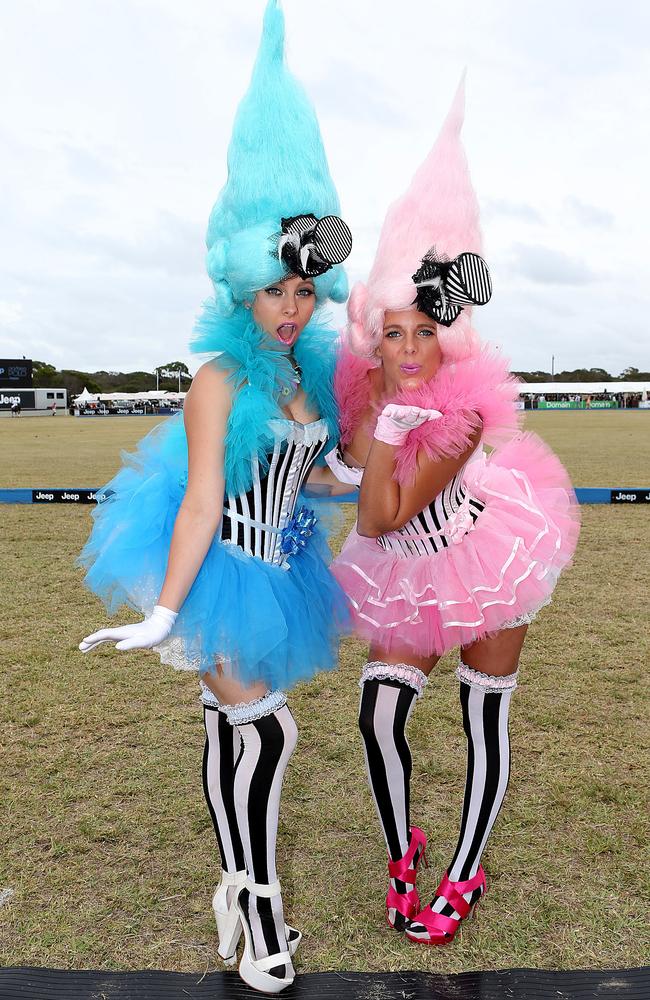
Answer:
[[551, 355, 555, 380], [156, 368, 159, 391]]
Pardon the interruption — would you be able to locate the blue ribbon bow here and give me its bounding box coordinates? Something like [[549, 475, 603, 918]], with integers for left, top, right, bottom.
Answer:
[[280, 506, 318, 557]]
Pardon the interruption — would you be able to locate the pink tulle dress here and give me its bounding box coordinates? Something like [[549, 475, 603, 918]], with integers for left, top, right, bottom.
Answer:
[[331, 347, 580, 656]]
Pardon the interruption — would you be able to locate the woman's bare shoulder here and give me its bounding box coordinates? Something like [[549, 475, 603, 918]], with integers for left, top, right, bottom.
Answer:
[[184, 361, 233, 428], [190, 359, 231, 388], [344, 402, 375, 468], [186, 361, 231, 402]]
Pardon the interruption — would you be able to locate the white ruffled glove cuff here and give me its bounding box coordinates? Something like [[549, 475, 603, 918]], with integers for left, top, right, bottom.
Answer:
[[374, 403, 443, 446], [323, 447, 364, 487], [79, 605, 178, 653]]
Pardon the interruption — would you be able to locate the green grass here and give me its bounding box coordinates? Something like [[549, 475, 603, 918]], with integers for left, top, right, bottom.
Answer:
[[2, 409, 649, 488], [0, 412, 649, 974]]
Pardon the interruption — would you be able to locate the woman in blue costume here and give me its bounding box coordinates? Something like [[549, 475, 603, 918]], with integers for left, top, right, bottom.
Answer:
[[78, 2, 352, 992]]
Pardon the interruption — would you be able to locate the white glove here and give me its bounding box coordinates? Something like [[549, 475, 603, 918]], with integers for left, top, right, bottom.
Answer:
[[79, 605, 178, 653], [374, 404, 443, 446], [323, 447, 364, 487]]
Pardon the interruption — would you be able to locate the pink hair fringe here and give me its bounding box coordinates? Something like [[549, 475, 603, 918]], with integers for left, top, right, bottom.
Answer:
[[334, 346, 375, 449]]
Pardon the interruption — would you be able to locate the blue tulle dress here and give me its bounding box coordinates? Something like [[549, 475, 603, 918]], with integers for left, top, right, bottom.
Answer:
[[78, 307, 351, 691]]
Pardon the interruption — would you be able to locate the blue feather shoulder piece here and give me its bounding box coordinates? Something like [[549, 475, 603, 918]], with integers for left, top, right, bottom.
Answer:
[[192, 300, 339, 494]]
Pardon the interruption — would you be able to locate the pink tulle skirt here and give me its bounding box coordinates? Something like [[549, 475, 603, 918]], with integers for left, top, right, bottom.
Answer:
[[332, 433, 580, 656]]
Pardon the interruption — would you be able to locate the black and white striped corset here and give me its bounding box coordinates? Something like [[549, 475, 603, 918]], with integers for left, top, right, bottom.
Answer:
[[378, 466, 484, 557], [220, 418, 328, 566]]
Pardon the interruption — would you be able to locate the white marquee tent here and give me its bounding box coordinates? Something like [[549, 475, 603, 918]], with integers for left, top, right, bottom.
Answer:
[[518, 382, 649, 395], [73, 390, 186, 403]]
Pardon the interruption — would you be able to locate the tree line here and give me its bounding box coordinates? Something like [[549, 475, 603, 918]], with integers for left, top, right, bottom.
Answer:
[[32, 361, 193, 395], [31, 361, 649, 394], [512, 367, 649, 383]]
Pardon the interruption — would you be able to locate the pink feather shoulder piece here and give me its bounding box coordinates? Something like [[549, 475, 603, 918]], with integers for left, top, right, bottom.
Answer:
[[334, 345, 376, 449], [393, 347, 522, 484]]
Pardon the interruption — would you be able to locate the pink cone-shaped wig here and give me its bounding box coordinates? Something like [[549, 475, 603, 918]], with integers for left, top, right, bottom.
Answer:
[[348, 76, 484, 361]]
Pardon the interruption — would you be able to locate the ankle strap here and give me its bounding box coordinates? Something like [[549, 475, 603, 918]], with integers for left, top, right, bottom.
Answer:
[[386, 885, 420, 919], [244, 878, 282, 898], [253, 950, 292, 972], [221, 869, 247, 886], [387, 826, 427, 880], [437, 867, 486, 918], [387, 861, 418, 881]]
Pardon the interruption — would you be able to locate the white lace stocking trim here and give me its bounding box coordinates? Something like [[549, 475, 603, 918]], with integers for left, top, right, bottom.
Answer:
[[222, 689, 287, 726], [456, 661, 518, 693], [360, 661, 428, 698], [199, 680, 222, 709]]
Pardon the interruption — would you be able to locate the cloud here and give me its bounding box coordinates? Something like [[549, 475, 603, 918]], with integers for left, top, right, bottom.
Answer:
[[484, 199, 543, 224], [0, 300, 23, 326], [305, 58, 410, 130], [1, 0, 649, 375], [73, 212, 205, 277], [510, 244, 598, 285], [60, 142, 120, 185], [478, 279, 650, 376], [565, 196, 615, 229]]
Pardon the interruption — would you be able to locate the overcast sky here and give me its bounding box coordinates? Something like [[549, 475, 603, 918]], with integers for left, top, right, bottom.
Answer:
[[1, 0, 648, 376]]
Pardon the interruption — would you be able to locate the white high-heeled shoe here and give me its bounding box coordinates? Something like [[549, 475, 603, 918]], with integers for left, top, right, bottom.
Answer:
[[213, 870, 302, 967], [213, 869, 247, 965], [235, 877, 296, 994]]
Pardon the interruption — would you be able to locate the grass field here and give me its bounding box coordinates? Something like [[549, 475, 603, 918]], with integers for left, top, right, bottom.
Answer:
[[1, 411, 649, 975]]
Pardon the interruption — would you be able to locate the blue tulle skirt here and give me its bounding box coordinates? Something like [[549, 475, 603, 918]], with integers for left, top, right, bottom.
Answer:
[[79, 415, 351, 691]]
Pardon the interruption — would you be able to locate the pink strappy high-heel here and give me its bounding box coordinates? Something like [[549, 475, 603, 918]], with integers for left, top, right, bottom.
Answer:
[[385, 826, 428, 931], [405, 866, 486, 945]]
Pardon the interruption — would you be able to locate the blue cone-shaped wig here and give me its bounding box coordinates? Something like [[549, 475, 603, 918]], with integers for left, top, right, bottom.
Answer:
[[206, 0, 348, 314]]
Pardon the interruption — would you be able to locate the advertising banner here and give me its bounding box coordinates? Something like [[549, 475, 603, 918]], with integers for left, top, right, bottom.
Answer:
[[537, 399, 619, 410], [610, 489, 650, 504], [538, 400, 585, 409], [0, 390, 35, 409], [0, 360, 33, 388], [77, 407, 147, 417], [31, 489, 99, 504]]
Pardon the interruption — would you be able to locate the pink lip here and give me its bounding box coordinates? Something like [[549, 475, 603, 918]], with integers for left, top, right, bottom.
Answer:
[[400, 364, 422, 374], [276, 323, 297, 344]]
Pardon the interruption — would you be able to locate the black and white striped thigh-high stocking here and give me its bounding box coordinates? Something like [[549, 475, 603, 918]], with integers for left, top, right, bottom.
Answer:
[[408, 662, 517, 941], [358, 662, 428, 925], [201, 683, 246, 878], [224, 691, 298, 982]]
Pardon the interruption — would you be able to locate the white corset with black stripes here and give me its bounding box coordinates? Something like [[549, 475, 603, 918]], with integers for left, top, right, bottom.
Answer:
[[220, 418, 328, 567], [377, 465, 484, 557]]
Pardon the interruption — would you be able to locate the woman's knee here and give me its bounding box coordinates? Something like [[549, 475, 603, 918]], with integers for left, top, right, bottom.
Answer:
[[461, 624, 528, 676], [358, 682, 379, 743]]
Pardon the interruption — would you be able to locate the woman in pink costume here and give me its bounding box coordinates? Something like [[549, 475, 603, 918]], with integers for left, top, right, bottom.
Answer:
[[329, 81, 580, 945]]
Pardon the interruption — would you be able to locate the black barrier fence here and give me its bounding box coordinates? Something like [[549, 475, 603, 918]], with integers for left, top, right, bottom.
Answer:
[[0, 966, 648, 1000]]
